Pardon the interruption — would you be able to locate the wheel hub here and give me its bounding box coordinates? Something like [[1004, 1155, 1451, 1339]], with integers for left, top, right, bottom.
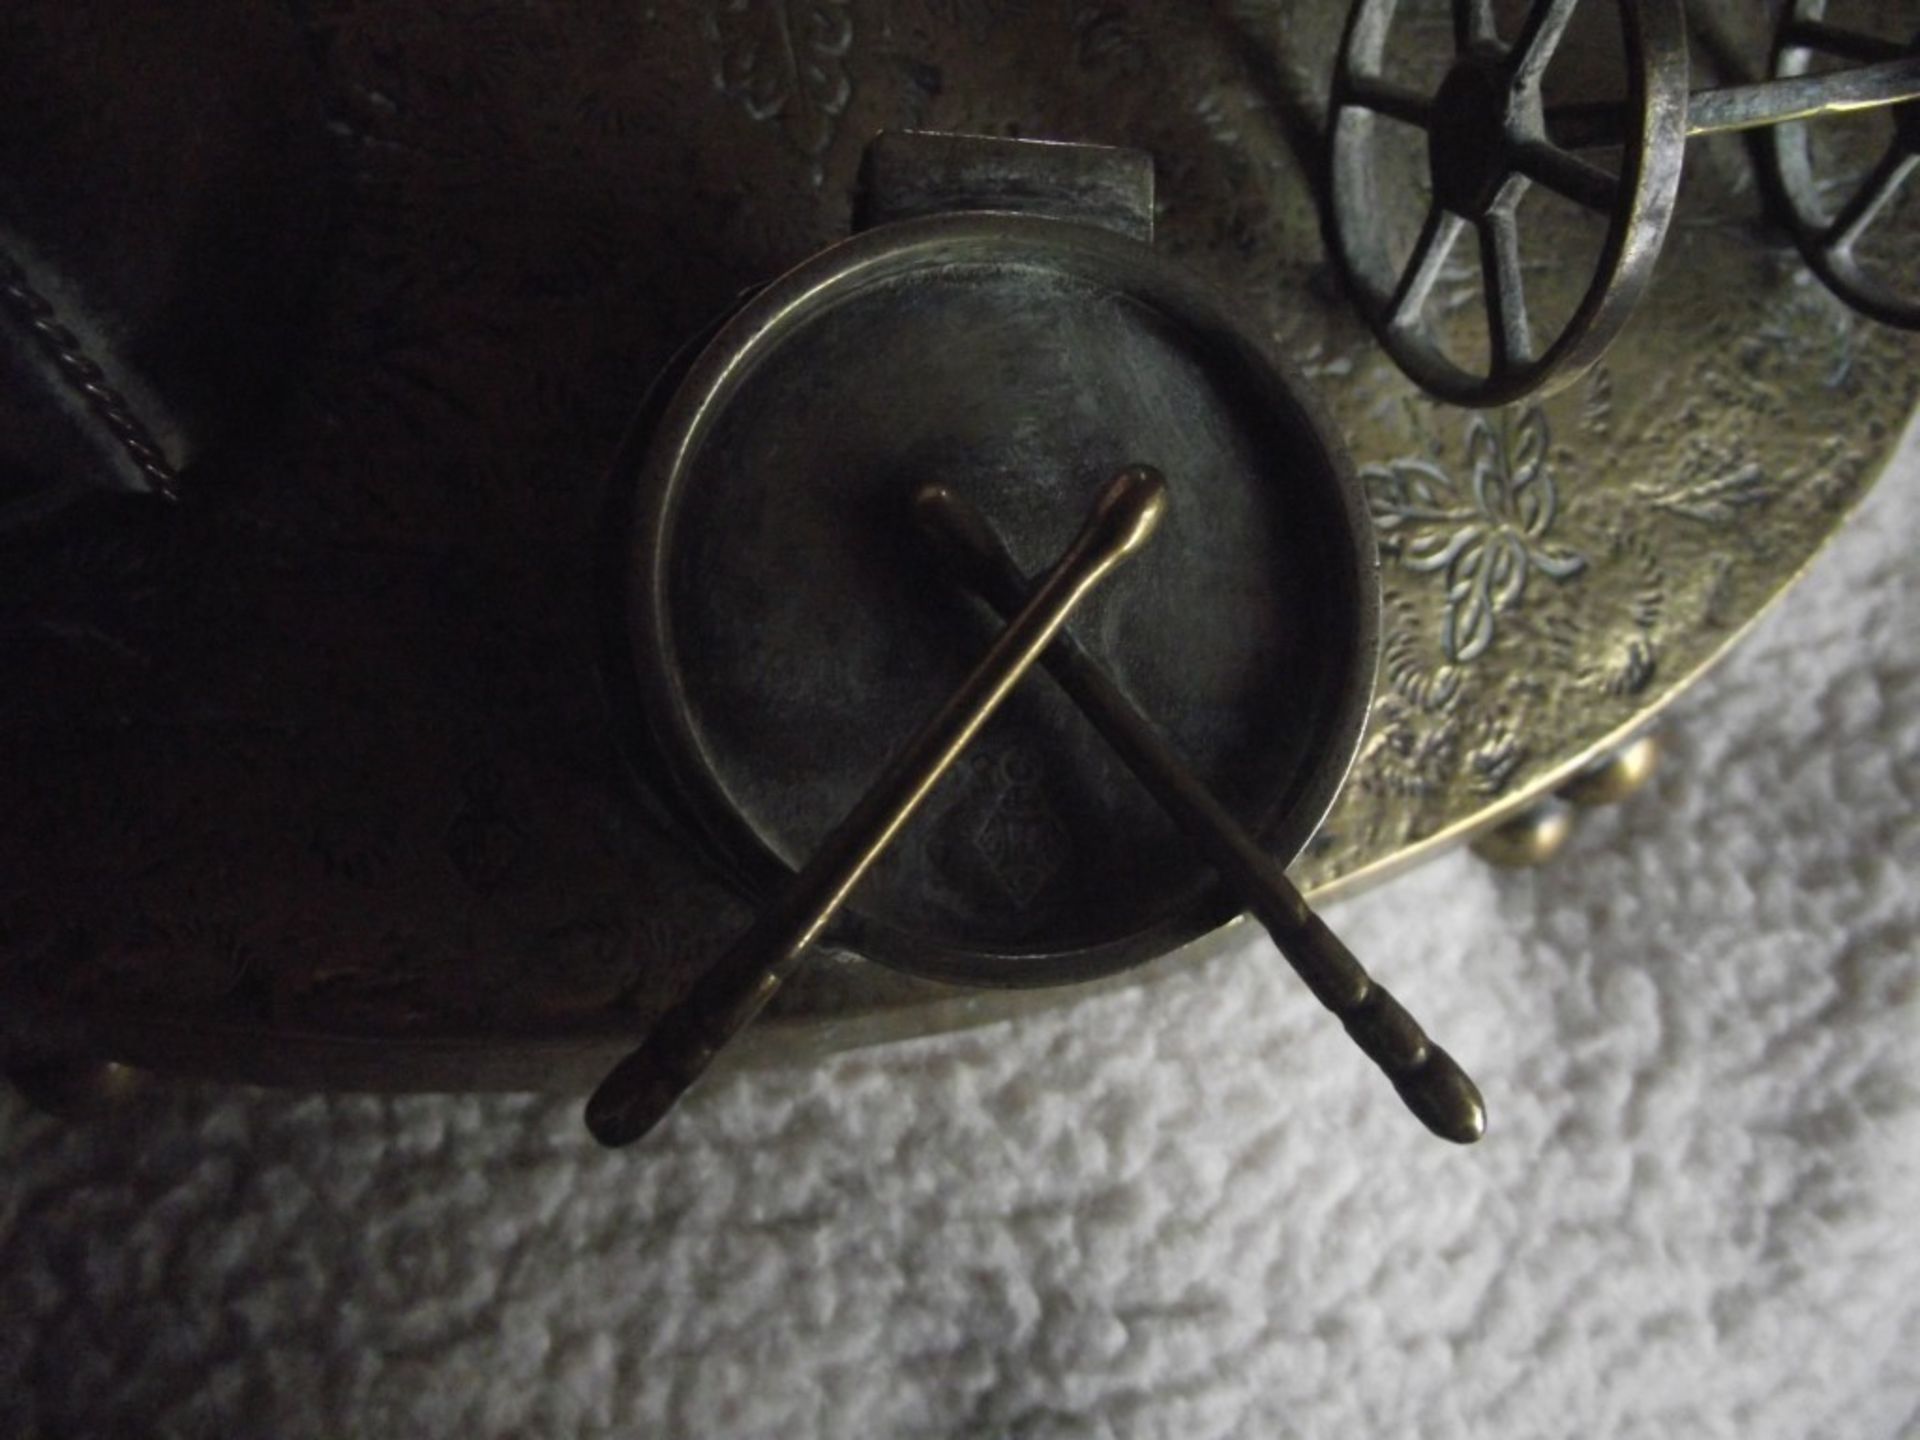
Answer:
[[1429, 55, 1522, 218]]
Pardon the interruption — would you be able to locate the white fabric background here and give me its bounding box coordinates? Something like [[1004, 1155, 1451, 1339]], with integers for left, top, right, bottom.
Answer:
[[4, 417, 1917, 1440]]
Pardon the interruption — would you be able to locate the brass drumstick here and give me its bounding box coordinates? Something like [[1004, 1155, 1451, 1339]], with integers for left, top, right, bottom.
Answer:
[[586, 467, 1168, 1147], [912, 482, 1485, 1145]]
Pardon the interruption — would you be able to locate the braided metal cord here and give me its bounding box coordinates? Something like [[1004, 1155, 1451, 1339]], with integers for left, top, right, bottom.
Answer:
[[0, 245, 180, 501]]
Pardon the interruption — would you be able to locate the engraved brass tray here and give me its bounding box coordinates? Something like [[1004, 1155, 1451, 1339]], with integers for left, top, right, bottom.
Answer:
[[1, 0, 1916, 1095]]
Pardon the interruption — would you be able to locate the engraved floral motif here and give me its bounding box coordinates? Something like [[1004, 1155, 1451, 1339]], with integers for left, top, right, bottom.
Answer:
[[1635, 463, 1770, 525], [972, 751, 1068, 908], [709, 0, 853, 183], [1582, 365, 1614, 440], [1578, 528, 1665, 698], [1357, 597, 1465, 800], [926, 0, 1036, 25], [1359, 694, 1460, 800], [1365, 407, 1586, 664], [1748, 266, 1860, 390], [1072, 3, 1154, 75], [1465, 716, 1527, 795]]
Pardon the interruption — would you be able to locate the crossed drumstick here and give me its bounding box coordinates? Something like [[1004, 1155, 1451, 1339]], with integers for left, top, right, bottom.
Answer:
[[588, 469, 1484, 1149]]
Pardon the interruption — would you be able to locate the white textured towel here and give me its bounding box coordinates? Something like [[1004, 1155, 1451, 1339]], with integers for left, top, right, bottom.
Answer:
[[4, 418, 1918, 1440]]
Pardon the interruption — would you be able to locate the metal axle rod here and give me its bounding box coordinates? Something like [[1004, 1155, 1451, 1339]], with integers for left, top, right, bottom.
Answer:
[[1549, 55, 1920, 149]]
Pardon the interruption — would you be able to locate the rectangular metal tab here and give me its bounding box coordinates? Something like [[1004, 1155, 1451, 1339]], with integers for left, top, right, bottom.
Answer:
[[855, 131, 1155, 242]]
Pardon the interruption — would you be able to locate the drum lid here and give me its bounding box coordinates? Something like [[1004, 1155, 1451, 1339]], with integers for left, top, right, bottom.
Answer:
[[621, 211, 1378, 986]]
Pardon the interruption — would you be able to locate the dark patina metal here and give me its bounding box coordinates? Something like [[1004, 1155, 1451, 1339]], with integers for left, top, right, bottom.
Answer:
[[616, 134, 1379, 990]]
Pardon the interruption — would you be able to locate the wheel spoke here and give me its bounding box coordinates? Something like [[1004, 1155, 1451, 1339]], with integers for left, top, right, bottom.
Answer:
[[1515, 140, 1619, 212], [1452, 0, 1497, 52], [1479, 203, 1533, 370], [1510, 0, 1582, 92], [1346, 74, 1435, 129], [1824, 147, 1919, 253], [1390, 204, 1468, 330], [1779, 19, 1904, 65]]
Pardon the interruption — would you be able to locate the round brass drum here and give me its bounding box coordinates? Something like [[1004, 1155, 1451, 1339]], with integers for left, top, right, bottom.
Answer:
[[618, 212, 1379, 987]]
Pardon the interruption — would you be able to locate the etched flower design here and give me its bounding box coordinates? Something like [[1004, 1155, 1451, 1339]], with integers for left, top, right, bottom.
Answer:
[[710, 0, 854, 182], [1365, 407, 1585, 664], [972, 751, 1067, 908]]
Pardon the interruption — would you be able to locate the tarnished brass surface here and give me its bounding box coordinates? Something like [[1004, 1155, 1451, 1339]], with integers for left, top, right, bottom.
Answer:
[[1, 0, 1917, 1091]]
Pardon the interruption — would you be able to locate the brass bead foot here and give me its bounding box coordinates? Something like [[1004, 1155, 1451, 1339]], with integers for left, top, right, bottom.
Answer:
[[1471, 732, 1662, 869], [6, 1057, 150, 1120], [1471, 799, 1574, 868], [1559, 733, 1661, 808]]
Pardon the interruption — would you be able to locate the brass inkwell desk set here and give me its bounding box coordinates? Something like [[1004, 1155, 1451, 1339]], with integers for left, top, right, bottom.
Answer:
[[1, 0, 1916, 1146]]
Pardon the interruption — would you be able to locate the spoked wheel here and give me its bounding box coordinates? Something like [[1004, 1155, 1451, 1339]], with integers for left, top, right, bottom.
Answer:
[[1327, 0, 1690, 406], [1764, 0, 1920, 329]]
